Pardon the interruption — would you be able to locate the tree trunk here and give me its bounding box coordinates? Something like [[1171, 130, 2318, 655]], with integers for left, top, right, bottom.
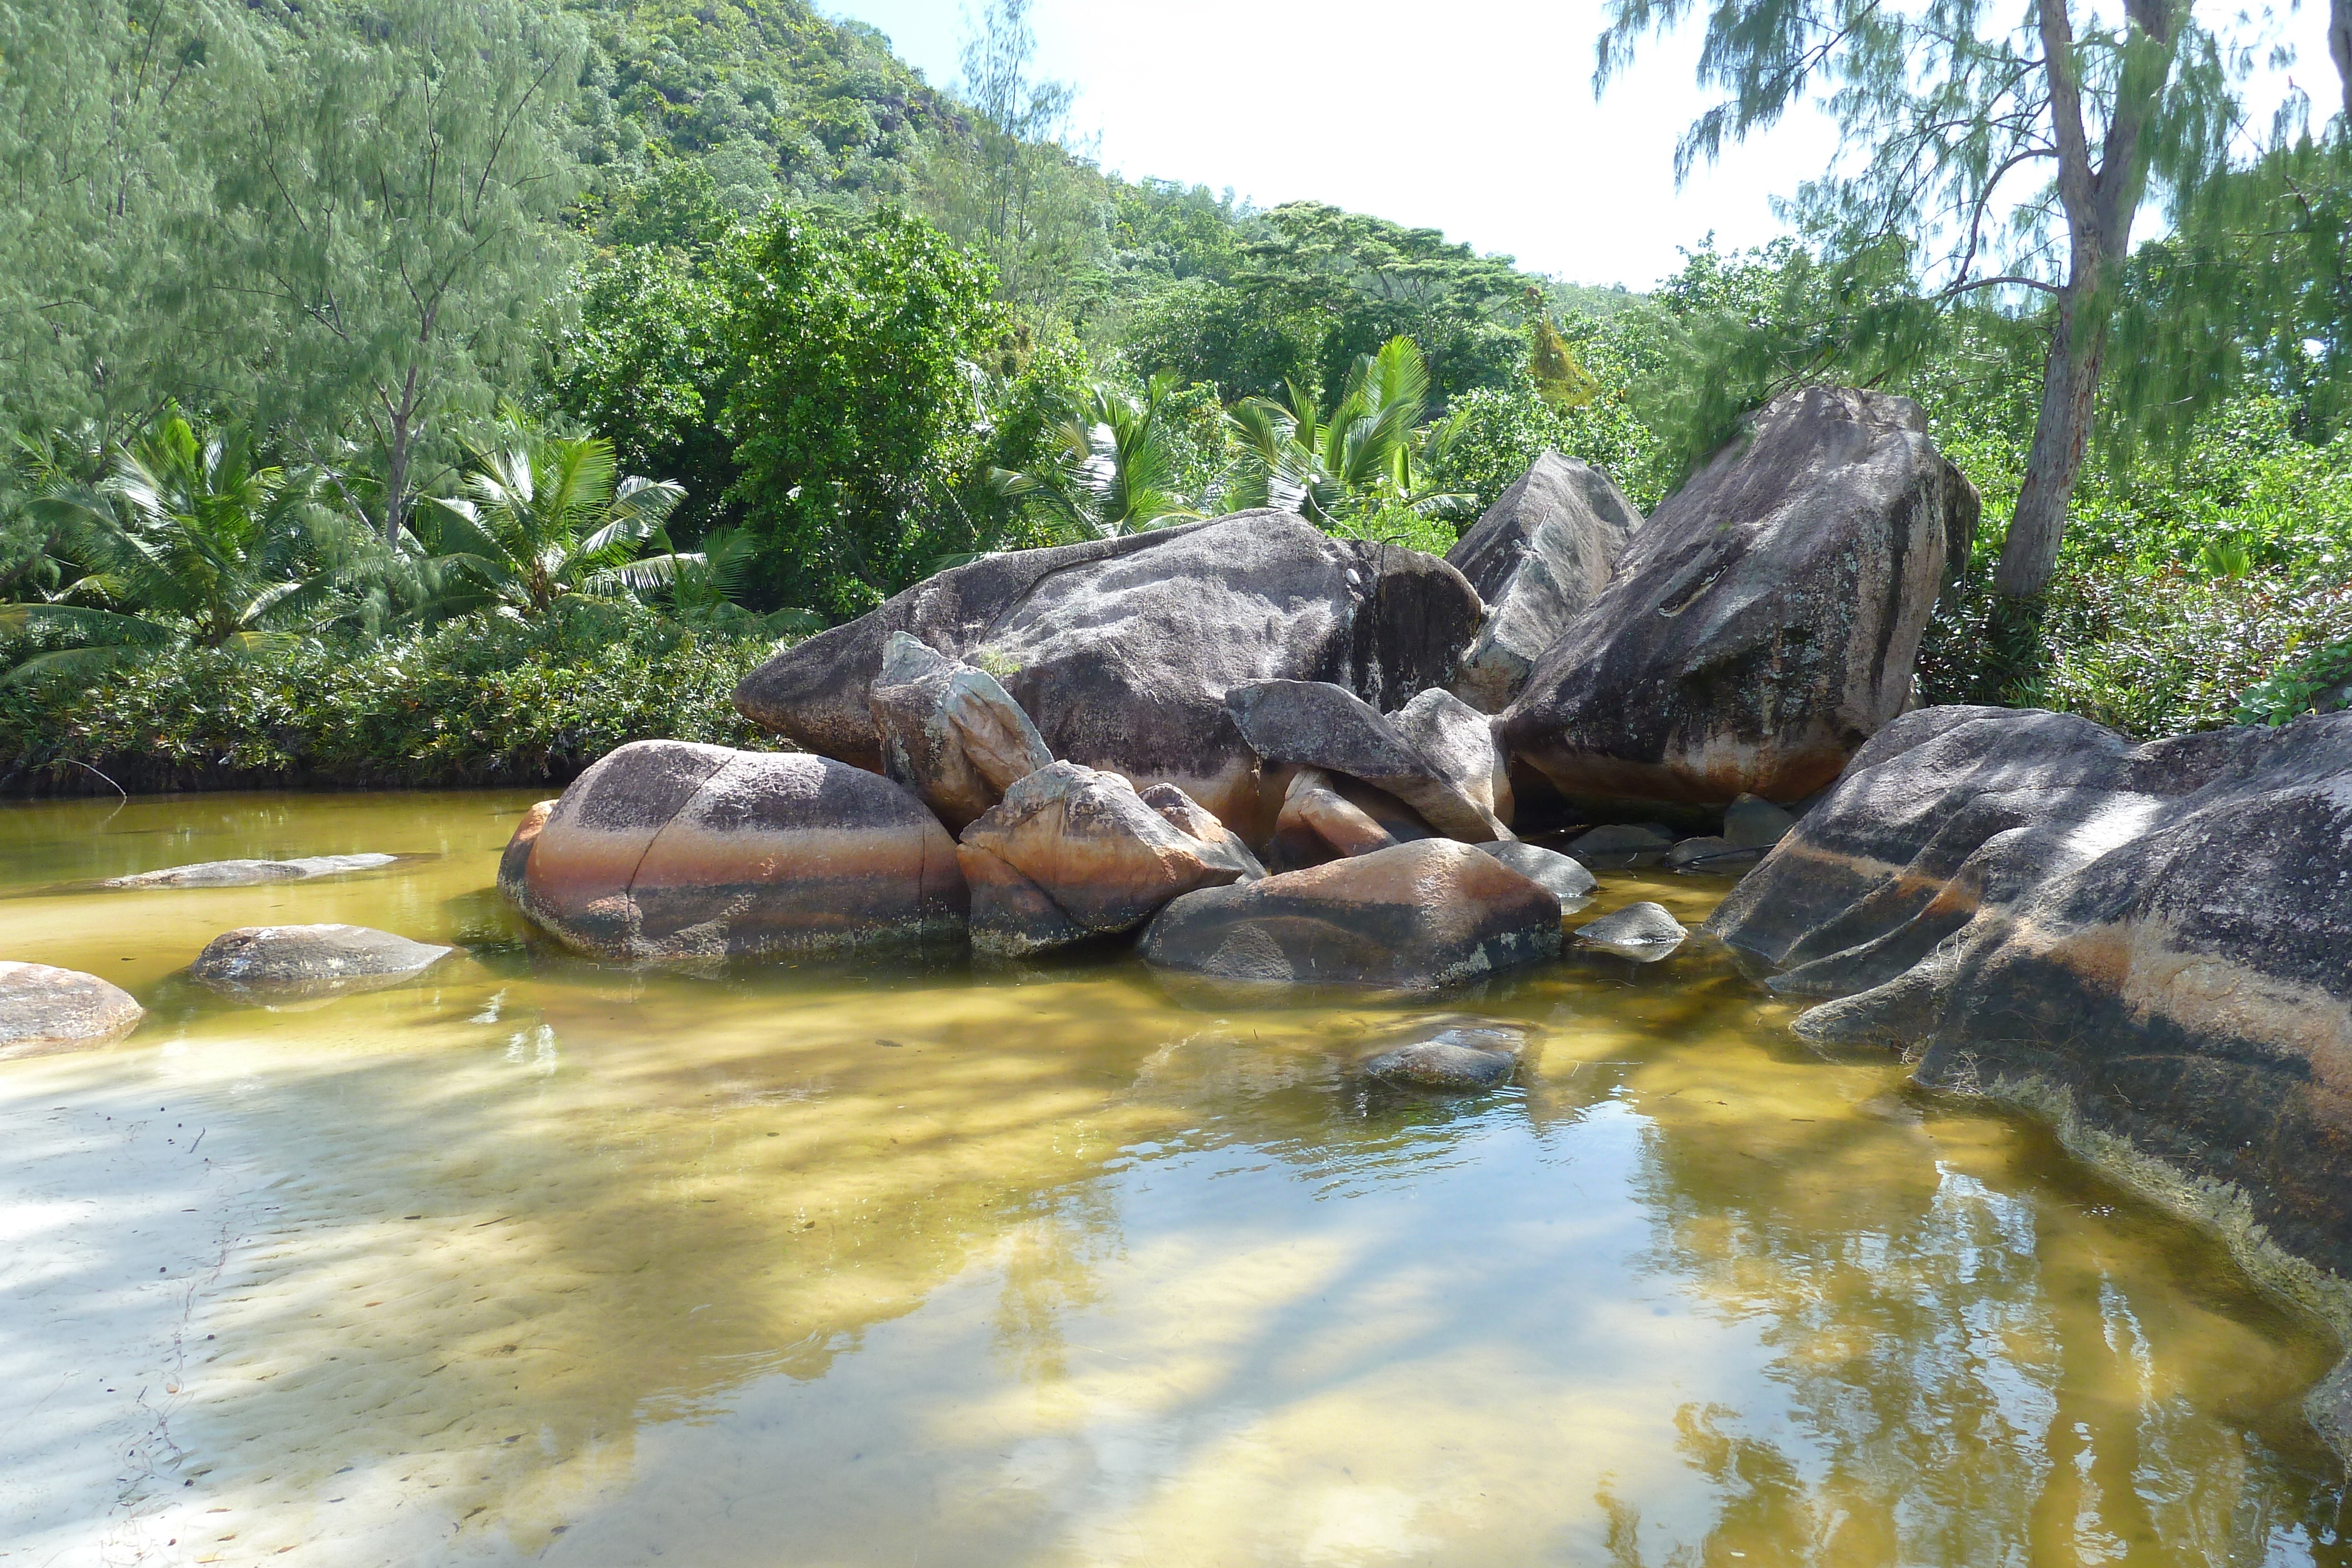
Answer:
[[380, 366, 423, 546], [1993, 0, 2181, 599], [1997, 289, 2109, 597], [382, 419, 410, 547], [2332, 0, 2351, 125]]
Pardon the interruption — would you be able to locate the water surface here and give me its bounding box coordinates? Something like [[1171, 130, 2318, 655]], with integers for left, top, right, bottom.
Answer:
[[0, 791, 2344, 1566]]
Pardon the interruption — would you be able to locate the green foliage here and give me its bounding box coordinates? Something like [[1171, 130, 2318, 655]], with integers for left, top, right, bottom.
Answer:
[[1528, 317, 1599, 409], [218, 0, 587, 540], [988, 375, 1205, 539], [547, 244, 743, 544], [0, 600, 778, 788], [0, 0, 267, 443], [1917, 395, 2352, 735], [421, 410, 686, 617], [570, 0, 950, 215], [4, 410, 360, 683], [724, 206, 1001, 616], [2237, 638, 2352, 726], [1226, 337, 1471, 529]]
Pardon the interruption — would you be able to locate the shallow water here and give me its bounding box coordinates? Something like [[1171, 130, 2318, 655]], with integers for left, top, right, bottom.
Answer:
[[0, 790, 2344, 1567]]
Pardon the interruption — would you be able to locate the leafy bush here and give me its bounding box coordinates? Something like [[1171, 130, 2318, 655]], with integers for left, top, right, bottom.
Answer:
[[0, 599, 783, 791]]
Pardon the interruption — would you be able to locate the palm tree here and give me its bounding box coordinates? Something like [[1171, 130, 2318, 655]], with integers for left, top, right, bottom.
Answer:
[[987, 373, 1205, 540], [606, 524, 824, 634], [1, 410, 349, 683], [421, 408, 685, 617], [1226, 336, 1472, 532]]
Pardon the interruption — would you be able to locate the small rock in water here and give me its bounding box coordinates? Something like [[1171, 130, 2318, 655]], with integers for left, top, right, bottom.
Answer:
[[1476, 841, 1597, 905], [189, 924, 454, 1000], [1723, 793, 1799, 849], [0, 961, 144, 1059], [1575, 901, 1688, 960], [1663, 835, 1765, 871], [108, 854, 398, 889], [1361, 1024, 1529, 1091], [1565, 824, 1677, 870]]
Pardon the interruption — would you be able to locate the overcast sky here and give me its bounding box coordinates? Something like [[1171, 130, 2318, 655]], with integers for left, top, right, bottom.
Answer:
[[823, 0, 2341, 290]]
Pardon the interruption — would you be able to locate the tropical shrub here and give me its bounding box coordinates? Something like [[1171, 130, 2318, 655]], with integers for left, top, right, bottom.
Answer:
[[0, 599, 781, 790]]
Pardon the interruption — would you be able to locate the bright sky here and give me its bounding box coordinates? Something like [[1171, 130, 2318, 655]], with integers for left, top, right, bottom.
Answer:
[[824, 0, 2342, 290]]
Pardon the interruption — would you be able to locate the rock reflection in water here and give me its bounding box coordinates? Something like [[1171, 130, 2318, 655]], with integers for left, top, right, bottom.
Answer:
[[0, 791, 2342, 1566]]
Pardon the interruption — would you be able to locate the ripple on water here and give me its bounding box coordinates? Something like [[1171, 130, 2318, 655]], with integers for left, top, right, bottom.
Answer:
[[0, 789, 2343, 1566]]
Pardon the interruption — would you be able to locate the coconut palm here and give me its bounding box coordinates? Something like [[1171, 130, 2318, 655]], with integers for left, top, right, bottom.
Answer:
[[421, 408, 685, 617], [988, 373, 1205, 540], [1225, 336, 1471, 530], [1, 410, 349, 683], [606, 524, 824, 634]]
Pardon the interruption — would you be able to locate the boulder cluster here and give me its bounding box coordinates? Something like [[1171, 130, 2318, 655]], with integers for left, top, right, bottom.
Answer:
[[0, 854, 452, 1059], [502, 386, 1977, 992]]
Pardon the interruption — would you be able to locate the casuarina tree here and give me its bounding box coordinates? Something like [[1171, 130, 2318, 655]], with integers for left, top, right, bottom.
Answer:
[[1597, 0, 2241, 596]]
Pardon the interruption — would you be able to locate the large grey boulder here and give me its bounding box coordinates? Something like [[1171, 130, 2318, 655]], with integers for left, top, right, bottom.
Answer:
[[502, 740, 967, 961], [868, 632, 1054, 833], [1445, 451, 1643, 711], [107, 854, 397, 889], [1709, 705, 2352, 1309], [0, 962, 143, 1058], [957, 762, 1251, 957], [188, 925, 453, 999], [1499, 387, 1979, 811], [733, 512, 1486, 842], [1225, 680, 1509, 843], [1140, 840, 1561, 991], [1391, 687, 1514, 828]]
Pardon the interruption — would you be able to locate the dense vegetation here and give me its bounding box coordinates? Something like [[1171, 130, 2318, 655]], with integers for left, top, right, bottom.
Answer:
[[1, 0, 2347, 792]]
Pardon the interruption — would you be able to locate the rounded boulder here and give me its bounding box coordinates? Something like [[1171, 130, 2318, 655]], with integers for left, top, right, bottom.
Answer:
[[0, 962, 143, 1059], [504, 740, 967, 961]]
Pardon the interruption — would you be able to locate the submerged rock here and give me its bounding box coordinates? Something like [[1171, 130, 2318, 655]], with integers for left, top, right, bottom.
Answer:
[[0, 962, 143, 1058], [189, 924, 453, 999], [868, 632, 1054, 833], [958, 761, 1250, 957], [1445, 451, 1643, 712], [1500, 387, 1979, 810], [1575, 902, 1688, 959], [1362, 1024, 1531, 1091], [1140, 840, 1561, 991], [1565, 823, 1676, 871], [1225, 680, 1509, 843], [732, 511, 1485, 840], [107, 854, 398, 889], [506, 740, 966, 961], [1663, 835, 1763, 871], [1709, 704, 2352, 1291]]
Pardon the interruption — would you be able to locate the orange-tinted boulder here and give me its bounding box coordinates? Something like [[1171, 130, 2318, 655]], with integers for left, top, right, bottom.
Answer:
[[506, 740, 966, 960], [1140, 840, 1562, 991], [959, 761, 1251, 956]]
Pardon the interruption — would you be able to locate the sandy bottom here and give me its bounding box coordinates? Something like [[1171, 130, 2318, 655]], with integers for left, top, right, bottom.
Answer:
[[0, 790, 2344, 1566]]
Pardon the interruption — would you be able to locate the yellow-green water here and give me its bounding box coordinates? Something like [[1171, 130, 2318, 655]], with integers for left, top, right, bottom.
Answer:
[[0, 790, 2344, 1566]]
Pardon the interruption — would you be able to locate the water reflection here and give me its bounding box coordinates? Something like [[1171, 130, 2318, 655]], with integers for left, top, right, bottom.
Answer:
[[0, 791, 2341, 1565]]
